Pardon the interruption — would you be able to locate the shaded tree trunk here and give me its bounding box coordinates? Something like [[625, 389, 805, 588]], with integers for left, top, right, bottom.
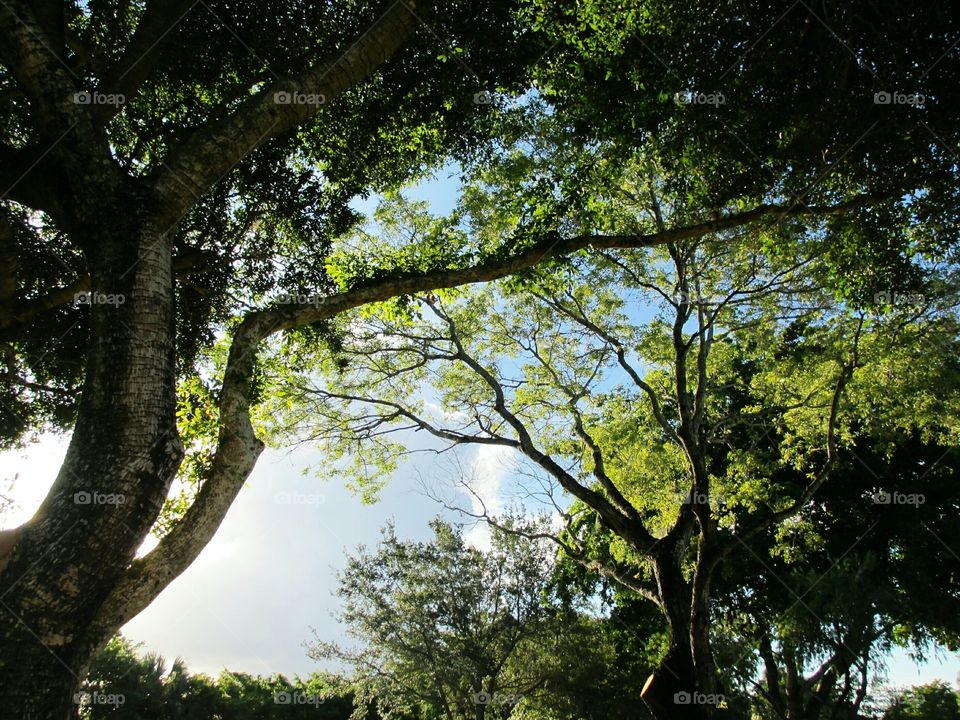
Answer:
[[0, 197, 184, 718], [641, 547, 727, 720]]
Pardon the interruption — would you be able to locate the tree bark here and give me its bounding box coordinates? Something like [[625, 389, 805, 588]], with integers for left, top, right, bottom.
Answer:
[[640, 544, 730, 720], [0, 197, 183, 717], [642, 551, 708, 720], [0, 653, 80, 720]]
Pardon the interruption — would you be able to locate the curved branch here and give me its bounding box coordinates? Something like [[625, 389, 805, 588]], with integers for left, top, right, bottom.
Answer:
[[444, 488, 662, 606], [153, 0, 428, 216], [569, 406, 644, 525], [306, 386, 520, 449], [86, 312, 273, 638]]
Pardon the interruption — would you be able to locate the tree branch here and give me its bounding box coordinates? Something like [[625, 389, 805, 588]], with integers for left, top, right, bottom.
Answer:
[[152, 0, 428, 215], [90, 0, 196, 125], [86, 311, 272, 638], [0, 0, 88, 142], [758, 630, 788, 719], [424, 300, 658, 553], [536, 290, 682, 446]]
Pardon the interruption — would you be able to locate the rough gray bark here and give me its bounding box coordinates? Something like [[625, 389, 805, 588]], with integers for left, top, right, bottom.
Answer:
[[0, 207, 182, 718]]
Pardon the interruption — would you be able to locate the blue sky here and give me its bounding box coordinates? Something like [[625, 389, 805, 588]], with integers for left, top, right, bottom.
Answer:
[[1, 168, 958, 696]]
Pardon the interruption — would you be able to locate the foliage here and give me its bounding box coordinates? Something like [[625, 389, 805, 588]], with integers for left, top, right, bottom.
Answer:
[[884, 682, 960, 720], [78, 635, 361, 720], [524, 0, 960, 263], [0, 0, 545, 448], [310, 518, 643, 720]]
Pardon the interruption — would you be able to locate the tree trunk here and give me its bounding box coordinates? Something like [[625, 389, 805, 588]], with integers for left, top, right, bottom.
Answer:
[[643, 641, 711, 720], [642, 553, 706, 720], [0, 198, 183, 718], [0, 647, 82, 719], [641, 549, 728, 720]]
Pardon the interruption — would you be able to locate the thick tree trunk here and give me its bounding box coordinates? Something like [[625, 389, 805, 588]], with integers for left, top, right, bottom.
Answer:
[[0, 199, 183, 718], [641, 549, 727, 720], [643, 641, 710, 720], [0, 648, 81, 719]]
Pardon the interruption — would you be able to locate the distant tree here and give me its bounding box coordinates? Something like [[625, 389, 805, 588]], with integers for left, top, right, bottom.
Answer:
[[79, 635, 167, 719], [513, 579, 667, 720], [311, 519, 581, 720], [163, 665, 221, 720], [719, 438, 960, 720], [78, 635, 361, 719], [884, 682, 960, 720]]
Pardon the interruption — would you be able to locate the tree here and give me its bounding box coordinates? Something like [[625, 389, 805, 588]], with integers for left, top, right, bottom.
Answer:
[[78, 635, 168, 719], [311, 519, 580, 720], [884, 682, 960, 720], [0, 1, 549, 715], [534, 325, 960, 720], [281, 168, 959, 719], [712, 437, 960, 720], [531, 561, 679, 720], [78, 634, 362, 719]]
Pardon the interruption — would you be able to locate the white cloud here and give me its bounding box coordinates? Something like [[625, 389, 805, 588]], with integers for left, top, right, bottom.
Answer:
[[463, 444, 513, 551]]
